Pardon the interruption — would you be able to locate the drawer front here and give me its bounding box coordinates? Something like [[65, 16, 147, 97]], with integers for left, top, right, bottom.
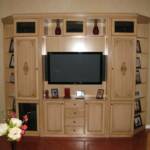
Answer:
[[65, 101, 84, 108], [65, 108, 84, 118], [65, 126, 84, 134], [65, 117, 84, 126]]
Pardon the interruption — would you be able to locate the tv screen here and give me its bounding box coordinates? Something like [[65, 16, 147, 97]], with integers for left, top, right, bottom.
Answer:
[[47, 52, 105, 84]]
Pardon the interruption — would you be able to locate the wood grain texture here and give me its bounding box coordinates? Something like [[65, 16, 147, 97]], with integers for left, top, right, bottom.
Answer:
[[0, 130, 148, 150]]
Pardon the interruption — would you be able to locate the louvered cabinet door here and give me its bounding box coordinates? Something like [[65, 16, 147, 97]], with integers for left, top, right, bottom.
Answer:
[[15, 37, 39, 100], [111, 37, 136, 100]]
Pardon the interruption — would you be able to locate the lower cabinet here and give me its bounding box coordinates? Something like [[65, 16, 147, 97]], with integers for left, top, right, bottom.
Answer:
[[44, 101, 64, 134], [16, 101, 39, 136], [85, 101, 105, 135], [43, 100, 133, 137], [110, 102, 134, 137]]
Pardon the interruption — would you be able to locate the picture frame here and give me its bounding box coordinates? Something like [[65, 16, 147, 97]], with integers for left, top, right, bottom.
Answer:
[[135, 90, 141, 98], [134, 115, 142, 129], [136, 40, 141, 53], [136, 57, 141, 69], [136, 70, 141, 84], [9, 54, 14, 68], [51, 88, 59, 98], [9, 72, 15, 83], [96, 89, 104, 99], [9, 38, 14, 53], [135, 99, 142, 114], [75, 90, 85, 99]]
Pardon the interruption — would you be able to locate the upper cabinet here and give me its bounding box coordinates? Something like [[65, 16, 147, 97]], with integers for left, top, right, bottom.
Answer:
[[14, 19, 39, 36], [43, 17, 107, 37], [112, 18, 136, 35], [15, 37, 39, 100], [64, 19, 85, 36], [111, 37, 136, 100]]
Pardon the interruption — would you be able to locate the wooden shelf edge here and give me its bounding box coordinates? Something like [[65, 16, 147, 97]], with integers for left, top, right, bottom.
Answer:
[[134, 126, 145, 135]]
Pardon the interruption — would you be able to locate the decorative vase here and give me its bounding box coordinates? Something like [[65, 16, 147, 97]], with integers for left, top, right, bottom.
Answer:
[[55, 19, 61, 35], [93, 19, 99, 35], [11, 142, 16, 150]]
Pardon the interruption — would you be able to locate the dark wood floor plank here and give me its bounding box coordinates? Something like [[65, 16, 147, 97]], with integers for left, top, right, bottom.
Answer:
[[0, 131, 149, 150]]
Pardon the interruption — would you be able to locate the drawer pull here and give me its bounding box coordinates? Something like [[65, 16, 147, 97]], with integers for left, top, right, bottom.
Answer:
[[73, 129, 76, 132], [73, 103, 77, 106], [73, 112, 77, 115], [73, 121, 76, 124]]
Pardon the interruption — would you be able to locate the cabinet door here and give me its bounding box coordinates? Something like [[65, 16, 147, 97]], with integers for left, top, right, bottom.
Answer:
[[85, 101, 105, 135], [44, 101, 64, 134], [111, 37, 136, 100], [15, 37, 39, 99], [110, 102, 133, 136]]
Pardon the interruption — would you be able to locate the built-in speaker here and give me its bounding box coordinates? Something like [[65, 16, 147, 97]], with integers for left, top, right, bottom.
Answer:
[[18, 103, 37, 131], [16, 22, 35, 33], [115, 21, 134, 33]]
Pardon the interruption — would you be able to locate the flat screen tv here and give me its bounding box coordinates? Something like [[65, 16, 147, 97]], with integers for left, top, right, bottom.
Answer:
[[46, 52, 105, 84]]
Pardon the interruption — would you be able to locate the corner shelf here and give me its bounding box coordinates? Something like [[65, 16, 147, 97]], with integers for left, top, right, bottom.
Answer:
[[134, 21, 149, 134]]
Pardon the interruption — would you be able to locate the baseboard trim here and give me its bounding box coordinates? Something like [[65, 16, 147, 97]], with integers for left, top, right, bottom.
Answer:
[[146, 125, 150, 129]]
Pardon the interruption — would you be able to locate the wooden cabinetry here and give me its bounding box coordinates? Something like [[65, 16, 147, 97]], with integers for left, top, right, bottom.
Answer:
[[134, 18, 149, 134], [3, 22, 15, 117], [85, 101, 105, 135], [111, 36, 136, 100], [64, 100, 84, 135], [15, 37, 39, 99], [2, 13, 149, 137], [44, 101, 64, 134], [110, 102, 134, 136]]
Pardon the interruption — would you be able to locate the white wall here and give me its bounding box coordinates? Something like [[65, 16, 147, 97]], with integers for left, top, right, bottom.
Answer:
[[0, 0, 150, 123]]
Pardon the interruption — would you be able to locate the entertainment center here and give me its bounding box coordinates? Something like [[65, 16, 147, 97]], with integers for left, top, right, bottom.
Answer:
[[2, 13, 149, 137]]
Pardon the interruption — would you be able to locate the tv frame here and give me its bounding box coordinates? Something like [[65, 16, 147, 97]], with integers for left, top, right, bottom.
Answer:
[[46, 52, 106, 84]]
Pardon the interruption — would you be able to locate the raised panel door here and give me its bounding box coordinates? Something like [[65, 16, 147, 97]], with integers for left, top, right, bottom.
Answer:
[[15, 37, 39, 99], [111, 37, 136, 100], [85, 101, 105, 135], [110, 102, 134, 136], [44, 101, 64, 134]]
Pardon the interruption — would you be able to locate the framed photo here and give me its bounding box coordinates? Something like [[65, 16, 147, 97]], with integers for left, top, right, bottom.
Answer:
[[135, 99, 141, 113], [96, 89, 104, 99], [135, 90, 141, 98], [51, 88, 59, 98], [9, 72, 15, 83], [136, 57, 141, 69], [134, 115, 142, 129], [9, 38, 14, 53], [9, 54, 14, 68], [136, 70, 141, 84], [76, 90, 85, 99], [136, 40, 141, 53]]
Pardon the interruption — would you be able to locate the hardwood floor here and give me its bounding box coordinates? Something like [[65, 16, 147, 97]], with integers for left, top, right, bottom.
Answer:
[[0, 130, 149, 150]]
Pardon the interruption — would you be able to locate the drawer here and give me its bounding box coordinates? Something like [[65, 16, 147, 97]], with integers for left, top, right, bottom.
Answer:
[[65, 108, 84, 118], [65, 126, 84, 134], [65, 117, 84, 126], [65, 101, 84, 108]]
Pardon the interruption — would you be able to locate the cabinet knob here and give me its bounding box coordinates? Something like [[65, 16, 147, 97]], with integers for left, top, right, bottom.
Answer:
[[73, 129, 76, 132], [73, 112, 77, 115], [73, 120, 76, 124]]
